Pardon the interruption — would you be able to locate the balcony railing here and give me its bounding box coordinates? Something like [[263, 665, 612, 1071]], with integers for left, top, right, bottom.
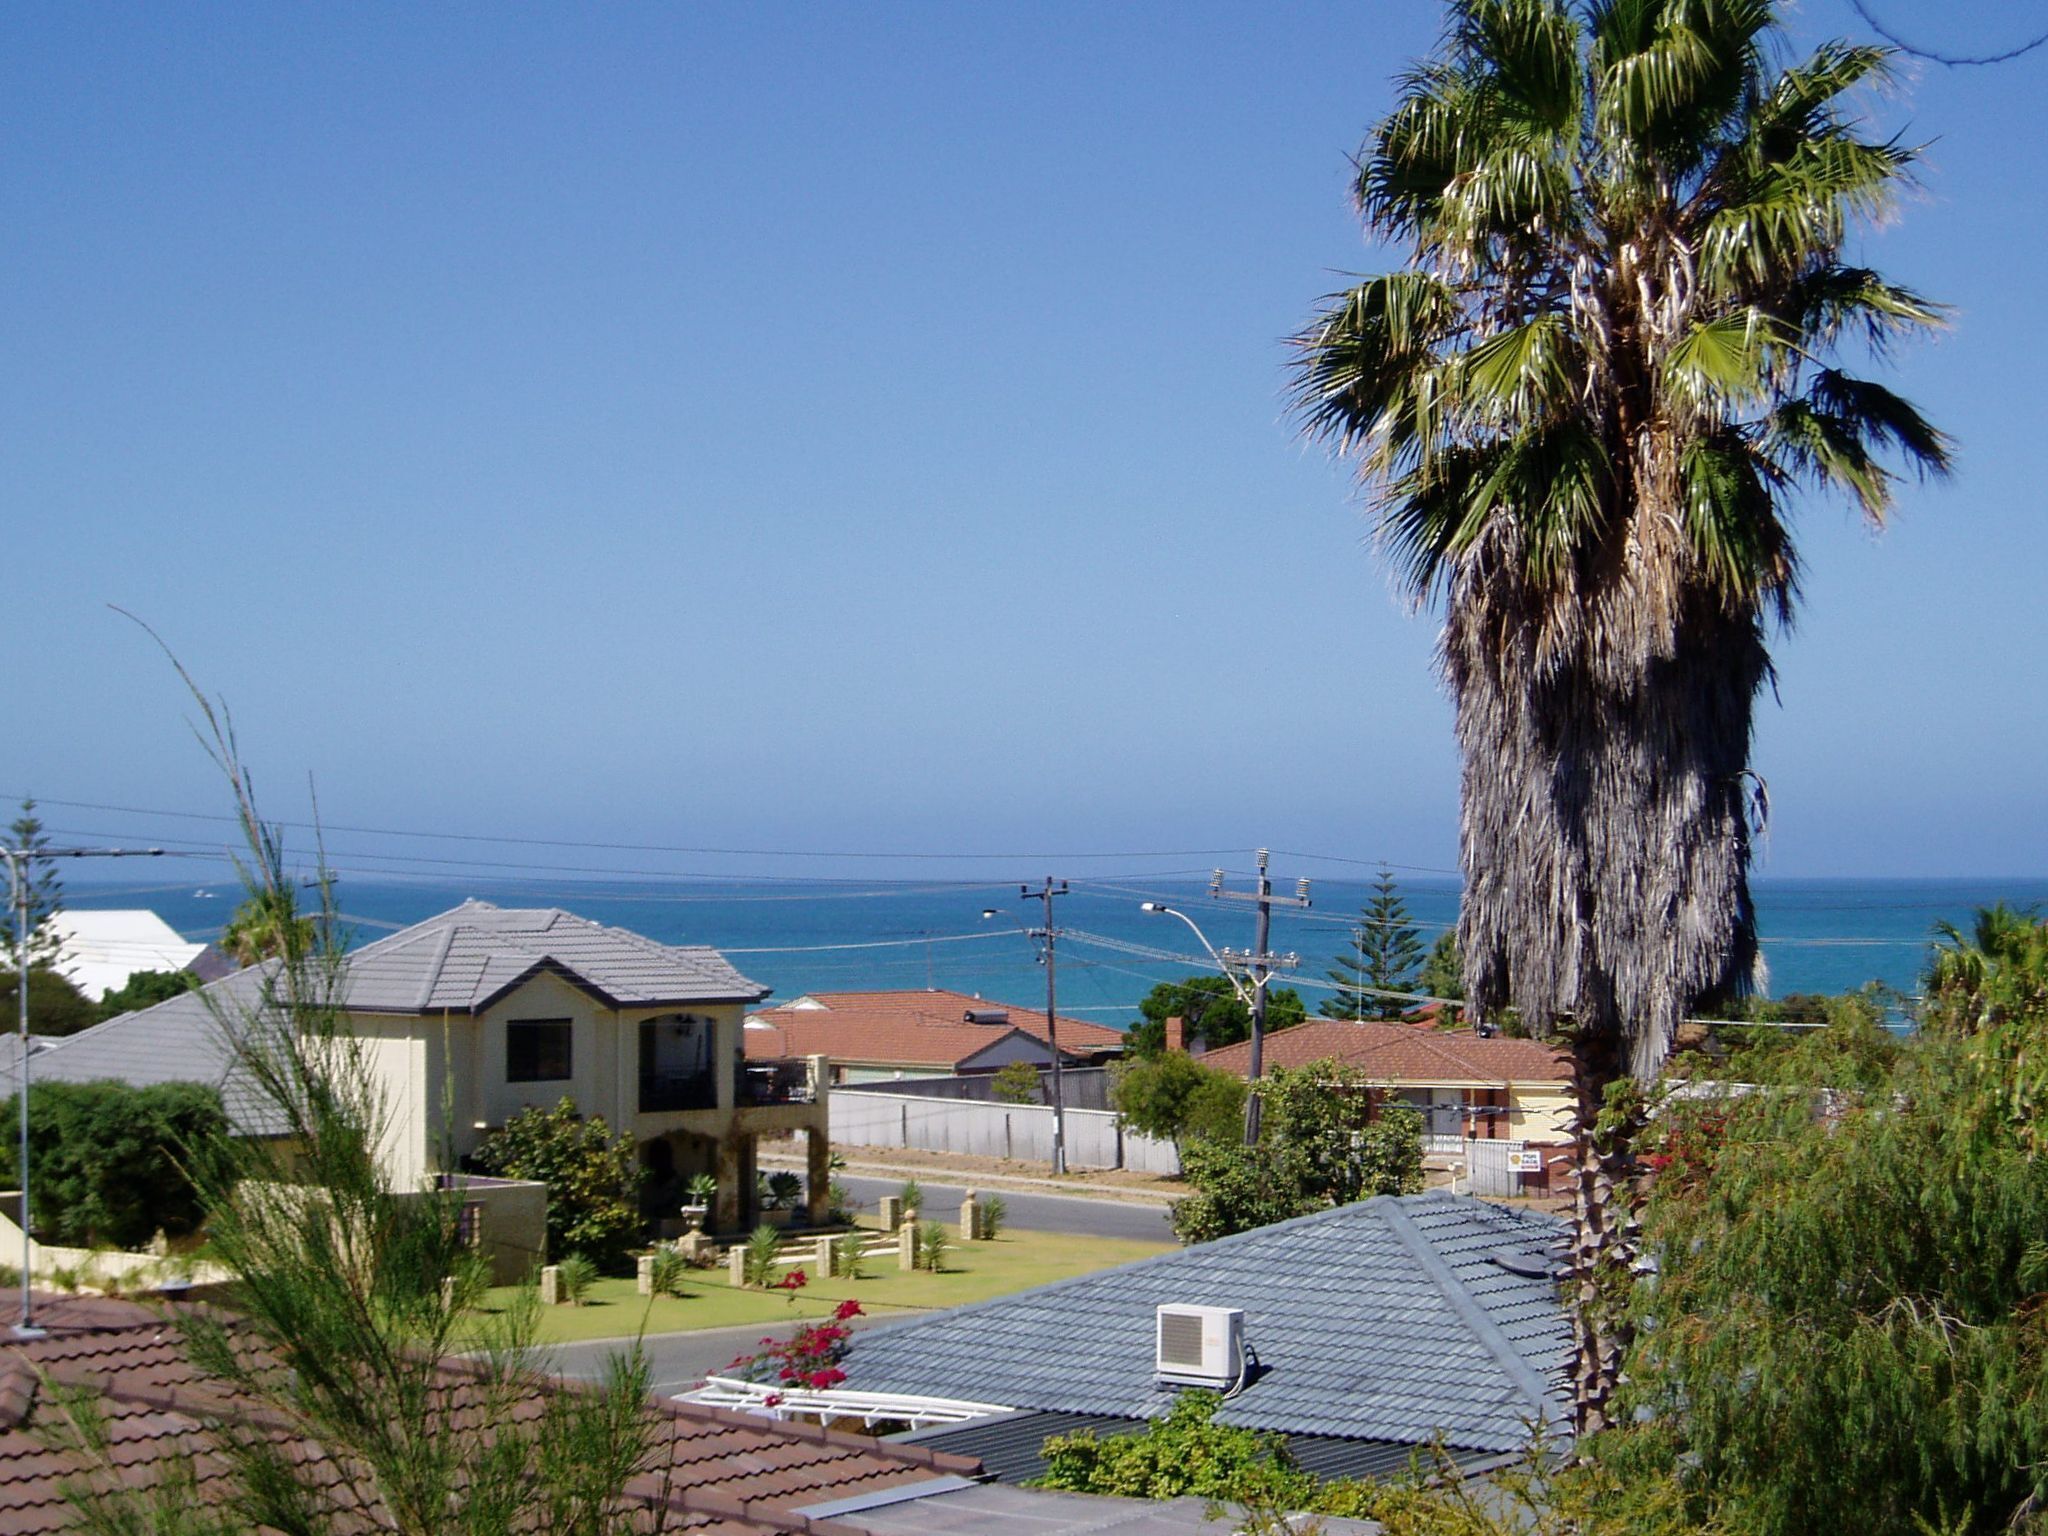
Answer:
[[740, 1060, 816, 1107], [640, 1071, 718, 1114]]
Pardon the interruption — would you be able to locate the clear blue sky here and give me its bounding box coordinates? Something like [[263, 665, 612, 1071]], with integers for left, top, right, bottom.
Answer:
[[5, 2, 2044, 882]]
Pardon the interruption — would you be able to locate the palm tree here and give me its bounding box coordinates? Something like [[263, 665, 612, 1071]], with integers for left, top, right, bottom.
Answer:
[[1291, 0, 1948, 1428], [220, 887, 316, 967], [1924, 903, 2048, 1032]]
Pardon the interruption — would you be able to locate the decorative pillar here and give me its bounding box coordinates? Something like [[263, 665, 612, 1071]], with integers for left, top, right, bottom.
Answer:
[[806, 1124, 832, 1225]]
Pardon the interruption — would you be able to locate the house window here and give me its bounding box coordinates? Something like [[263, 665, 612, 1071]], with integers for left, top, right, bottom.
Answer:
[[507, 1019, 573, 1083]]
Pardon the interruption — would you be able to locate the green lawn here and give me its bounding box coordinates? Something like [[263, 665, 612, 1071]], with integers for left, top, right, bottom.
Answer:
[[474, 1229, 1173, 1346]]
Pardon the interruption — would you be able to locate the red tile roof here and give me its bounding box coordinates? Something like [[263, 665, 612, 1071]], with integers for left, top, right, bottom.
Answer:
[[0, 1291, 979, 1535], [746, 990, 1124, 1071], [1198, 1020, 1570, 1086]]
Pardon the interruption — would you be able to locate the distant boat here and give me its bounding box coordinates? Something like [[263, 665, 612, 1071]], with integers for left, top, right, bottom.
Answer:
[[192, 888, 217, 899]]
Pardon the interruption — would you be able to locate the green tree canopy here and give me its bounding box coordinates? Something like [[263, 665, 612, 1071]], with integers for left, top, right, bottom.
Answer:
[[1618, 988, 2048, 1532], [0, 1078, 228, 1248], [470, 1099, 645, 1271], [96, 966, 201, 1022], [2, 798, 65, 967], [1291, 0, 1947, 1429], [1170, 1060, 1423, 1244], [1126, 975, 1306, 1058], [1109, 1052, 1247, 1148], [1321, 866, 1428, 1019], [1416, 929, 1464, 1007], [0, 965, 98, 1037]]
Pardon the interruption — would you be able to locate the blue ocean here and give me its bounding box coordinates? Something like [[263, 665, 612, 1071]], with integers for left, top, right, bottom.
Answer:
[[77, 873, 2048, 1025]]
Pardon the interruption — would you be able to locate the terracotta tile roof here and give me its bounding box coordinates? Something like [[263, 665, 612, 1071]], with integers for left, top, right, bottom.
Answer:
[[0, 1291, 979, 1535], [1199, 1020, 1570, 1086], [745, 990, 1124, 1071]]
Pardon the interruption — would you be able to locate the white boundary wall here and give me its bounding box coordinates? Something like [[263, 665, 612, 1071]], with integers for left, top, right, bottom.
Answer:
[[830, 1091, 1182, 1175]]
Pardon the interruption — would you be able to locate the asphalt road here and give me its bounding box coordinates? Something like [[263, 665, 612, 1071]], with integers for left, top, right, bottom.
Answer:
[[545, 1313, 896, 1398], [831, 1173, 1175, 1244]]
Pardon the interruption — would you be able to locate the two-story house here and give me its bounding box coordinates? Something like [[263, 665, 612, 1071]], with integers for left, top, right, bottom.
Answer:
[[10, 900, 829, 1232]]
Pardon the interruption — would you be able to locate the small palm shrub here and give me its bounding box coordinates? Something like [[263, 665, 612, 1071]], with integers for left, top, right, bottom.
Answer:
[[898, 1178, 923, 1216], [827, 1179, 855, 1221], [555, 1253, 598, 1305], [766, 1171, 804, 1211], [742, 1223, 784, 1288], [831, 1232, 867, 1281], [684, 1173, 717, 1207], [648, 1242, 689, 1298], [980, 1194, 1007, 1238], [916, 1220, 948, 1273]]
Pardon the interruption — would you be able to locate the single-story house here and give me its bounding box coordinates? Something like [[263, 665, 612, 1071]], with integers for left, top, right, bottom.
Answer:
[[0, 1290, 1366, 1535], [41, 909, 233, 1001], [1, 901, 825, 1232], [1198, 1019, 1575, 1164], [839, 1191, 1571, 1483], [745, 989, 1124, 1085]]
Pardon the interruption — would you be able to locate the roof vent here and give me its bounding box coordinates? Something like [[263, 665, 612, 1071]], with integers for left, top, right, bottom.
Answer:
[[962, 1009, 1010, 1026], [1155, 1304, 1244, 1389], [1487, 1248, 1556, 1280]]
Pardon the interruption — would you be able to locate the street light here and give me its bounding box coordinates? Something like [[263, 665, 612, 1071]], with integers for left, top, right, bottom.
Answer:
[[983, 886, 1069, 1175], [1138, 903, 1254, 1009], [4, 843, 164, 1338]]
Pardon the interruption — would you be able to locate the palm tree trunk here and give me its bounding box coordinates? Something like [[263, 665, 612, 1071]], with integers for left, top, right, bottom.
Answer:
[[1562, 1032, 1641, 1434], [1445, 540, 1766, 1431]]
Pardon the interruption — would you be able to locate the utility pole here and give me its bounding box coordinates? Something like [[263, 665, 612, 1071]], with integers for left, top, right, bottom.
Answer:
[[984, 879, 1070, 1175], [1212, 850, 1308, 1144], [4, 841, 163, 1338]]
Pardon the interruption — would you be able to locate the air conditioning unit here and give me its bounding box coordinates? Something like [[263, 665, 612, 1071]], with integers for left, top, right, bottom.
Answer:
[[1155, 1304, 1244, 1389]]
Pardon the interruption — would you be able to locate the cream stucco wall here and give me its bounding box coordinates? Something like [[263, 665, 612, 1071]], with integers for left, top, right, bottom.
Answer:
[[344, 978, 771, 1185]]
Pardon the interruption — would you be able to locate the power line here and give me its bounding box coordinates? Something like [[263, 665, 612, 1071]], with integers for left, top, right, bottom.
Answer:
[[1847, 1, 2048, 65], [14, 793, 1254, 865]]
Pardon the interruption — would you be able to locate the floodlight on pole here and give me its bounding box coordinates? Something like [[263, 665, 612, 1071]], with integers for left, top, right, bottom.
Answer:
[[5, 842, 166, 1338]]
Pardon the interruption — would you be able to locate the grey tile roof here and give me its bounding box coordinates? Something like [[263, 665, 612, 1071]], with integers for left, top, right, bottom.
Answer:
[[0, 902, 769, 1137], [843, 1192, 1570, 1457]]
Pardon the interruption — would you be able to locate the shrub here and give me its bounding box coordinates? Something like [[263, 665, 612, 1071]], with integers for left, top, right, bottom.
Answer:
[[898, 1178, 922, 1216], [980, 1193, 1007, 1238], [0, 1079, 229, 1249], [469, 1099, 644, 1271], [989, 1061, 1042, 1105], [827, 1179, 854, 1221], [553, 1253, 597, 1305], [1038, 1392, 1308, 1505], [647, 1242, 689, 1298], [741, 1224, 784, 1288], [830, 1232, 867, 1281], [916, 1220, 948, 1273], [766, 1171, 803, 1211], [726, 1299, 865, 1387], [684, 1172, 717, 1207]]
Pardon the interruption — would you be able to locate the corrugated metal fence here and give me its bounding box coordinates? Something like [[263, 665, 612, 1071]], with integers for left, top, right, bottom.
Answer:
[[829, 1090, 1182, 1175]]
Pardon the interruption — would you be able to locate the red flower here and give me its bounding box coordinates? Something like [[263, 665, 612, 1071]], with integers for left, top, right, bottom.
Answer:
[[762, 1393, 783, 1408], [806, 1367, 846, 1389], [776, 1268, 809, 1291], [834, 1299, 864, 1321]]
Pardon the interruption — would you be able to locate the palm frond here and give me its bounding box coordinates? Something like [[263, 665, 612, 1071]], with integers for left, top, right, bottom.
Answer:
[[1679, 435, 1798, 621], [1454, 311, 1579, 422], [1663, 308, 1792, 412], [1781, 265, 1946, 353], [1290, 273, 1465, 458]]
